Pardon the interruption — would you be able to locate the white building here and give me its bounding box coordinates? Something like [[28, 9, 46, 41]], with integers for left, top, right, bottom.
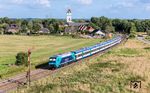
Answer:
[[66, 9, 72, 23], [65, 9, 89, 33]]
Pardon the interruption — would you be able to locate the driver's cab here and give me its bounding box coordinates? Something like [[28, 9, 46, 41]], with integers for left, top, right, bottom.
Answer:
[[49, 56, 57, 67], [49, 57, 56, 62]]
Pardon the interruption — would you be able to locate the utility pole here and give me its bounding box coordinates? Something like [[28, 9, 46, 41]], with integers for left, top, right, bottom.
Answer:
[[27, 49, 31, 86]]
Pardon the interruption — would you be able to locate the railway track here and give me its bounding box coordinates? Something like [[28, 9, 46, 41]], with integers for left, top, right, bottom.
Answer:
[[0, 35, 127, 93]]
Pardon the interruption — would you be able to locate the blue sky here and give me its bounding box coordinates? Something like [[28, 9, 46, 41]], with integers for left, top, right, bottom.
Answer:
[[0, 0, 150, 19]]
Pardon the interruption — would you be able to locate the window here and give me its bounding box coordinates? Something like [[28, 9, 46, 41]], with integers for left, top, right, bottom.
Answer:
[[49, 58, 56, 62], [61, 56, 74, 63]]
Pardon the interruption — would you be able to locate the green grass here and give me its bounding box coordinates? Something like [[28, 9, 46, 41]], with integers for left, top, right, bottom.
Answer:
[[0, 35, 101, 78], [110, 48, 141, 57]]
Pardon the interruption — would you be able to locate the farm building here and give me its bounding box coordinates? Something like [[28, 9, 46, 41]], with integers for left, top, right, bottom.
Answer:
[[6, 24, 20, 34], [90, 29, 105, 37], [38, 28, 50, 34]]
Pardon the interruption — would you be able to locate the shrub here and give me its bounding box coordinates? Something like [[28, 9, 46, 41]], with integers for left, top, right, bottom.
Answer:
[[71, 34, 80, 38], [129, 33, 136, 38], [145, 36, 150, 41], [15, 52, 28, 66], [147, 30, 150, 36]]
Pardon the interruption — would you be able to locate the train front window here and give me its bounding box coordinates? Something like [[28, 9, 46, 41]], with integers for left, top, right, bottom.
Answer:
[[49, 57, 56, 62]]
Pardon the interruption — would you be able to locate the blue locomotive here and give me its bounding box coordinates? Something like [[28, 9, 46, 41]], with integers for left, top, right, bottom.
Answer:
[[49, 36, 122, 68]]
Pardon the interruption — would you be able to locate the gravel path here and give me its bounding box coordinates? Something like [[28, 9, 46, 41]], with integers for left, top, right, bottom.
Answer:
[[137, 36, 150, 44]]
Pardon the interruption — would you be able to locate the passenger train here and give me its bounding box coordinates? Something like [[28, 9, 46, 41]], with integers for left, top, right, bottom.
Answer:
[[49, 36, 122, 68]]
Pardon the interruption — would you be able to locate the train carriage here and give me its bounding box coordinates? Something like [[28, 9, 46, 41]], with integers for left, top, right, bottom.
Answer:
[[48, 36, 122, 68]]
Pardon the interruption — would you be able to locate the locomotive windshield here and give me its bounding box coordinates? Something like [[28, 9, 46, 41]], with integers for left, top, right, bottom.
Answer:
[[49, 57, 56, 62]]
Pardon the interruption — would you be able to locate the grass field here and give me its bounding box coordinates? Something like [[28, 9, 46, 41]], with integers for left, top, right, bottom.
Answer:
[[0, 35, 101, 78], [15, 38, 150, 93]]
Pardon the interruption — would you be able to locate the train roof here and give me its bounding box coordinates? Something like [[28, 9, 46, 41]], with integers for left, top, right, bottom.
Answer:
[[73, 47, 91, 53], [50, 52, 72, 58], [50, 36, 121, 57], [73, 37, 120, 54]]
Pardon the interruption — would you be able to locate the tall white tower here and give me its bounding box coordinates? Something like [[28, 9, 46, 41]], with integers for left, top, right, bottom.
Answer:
[[66, 9, 72, 23]]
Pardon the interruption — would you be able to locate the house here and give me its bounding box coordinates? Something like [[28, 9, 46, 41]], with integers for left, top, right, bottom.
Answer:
[[90, 29, 105, 37], [65, 22, 89, 33], [95, 30, 105, 36], [86, 26, 95, 33], [38, 28, 50, 34], [7, 24, 20, 34]]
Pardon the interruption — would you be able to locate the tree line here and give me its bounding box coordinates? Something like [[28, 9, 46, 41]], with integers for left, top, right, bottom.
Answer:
[[0, 17, 150, 36], [0, 17, 65, 35], [90, 16, 150, 37]]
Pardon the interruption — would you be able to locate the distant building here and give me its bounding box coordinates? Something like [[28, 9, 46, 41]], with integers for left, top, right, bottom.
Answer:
[[90, 29, 105, 37], [7, 24, 20, 34], [38, 28, 50, 34], [66, 9, 72, 23], [65, 9, 89, 33], [86, 26, 95, 33]]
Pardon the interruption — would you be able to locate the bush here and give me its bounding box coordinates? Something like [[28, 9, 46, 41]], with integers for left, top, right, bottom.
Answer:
[[71, 34, 81, 38], [129, 33, 136, 38], [147, 30, 150, 36], [145, 36, 150, 41], [16, 52, 28, 66]]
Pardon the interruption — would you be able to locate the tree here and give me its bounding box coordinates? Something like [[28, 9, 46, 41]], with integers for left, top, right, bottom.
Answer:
[[48, 24, 54, 33], [32, 23, 41, 33], [16, 52, 28, 66], [105, 25, 115, 33], [129, 23, 137, 38], [0, 25, 4, 34], [0, 28, 4, 34], [53, 23, 59, 33], [27, 21, 33, 33], [91, 17, 99, 24], [89, 22, 100, 29], [135, 20, 145, 32], [2, 17, 10, 24], [21, 25, 28, 33], [146, 30, 150, 36], [91, 16, 113, 31], [0, 23, 8, 34]]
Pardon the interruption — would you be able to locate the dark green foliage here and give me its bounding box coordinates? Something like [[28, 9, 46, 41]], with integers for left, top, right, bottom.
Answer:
[[0, 17, 150, 35], [129, 23, 136, 38], [15, 52, 28, 66], [147, 30, 150, 36], [144, 47, 150, 50]]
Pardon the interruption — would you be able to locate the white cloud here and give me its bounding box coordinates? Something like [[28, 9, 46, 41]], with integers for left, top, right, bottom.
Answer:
[[0, 5, 3, 9], [77, 0, 93, 5], [36, 0, 51, 7], [119, 2, 135, 8], [12, 0, 23, 4], [145, 4, 150, 11], [10, 0, 51, 8]]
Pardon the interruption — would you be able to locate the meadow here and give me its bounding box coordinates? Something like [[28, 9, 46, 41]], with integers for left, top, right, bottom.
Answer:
[[0, 35, 101, 78], [15, 38, 150, 93]]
